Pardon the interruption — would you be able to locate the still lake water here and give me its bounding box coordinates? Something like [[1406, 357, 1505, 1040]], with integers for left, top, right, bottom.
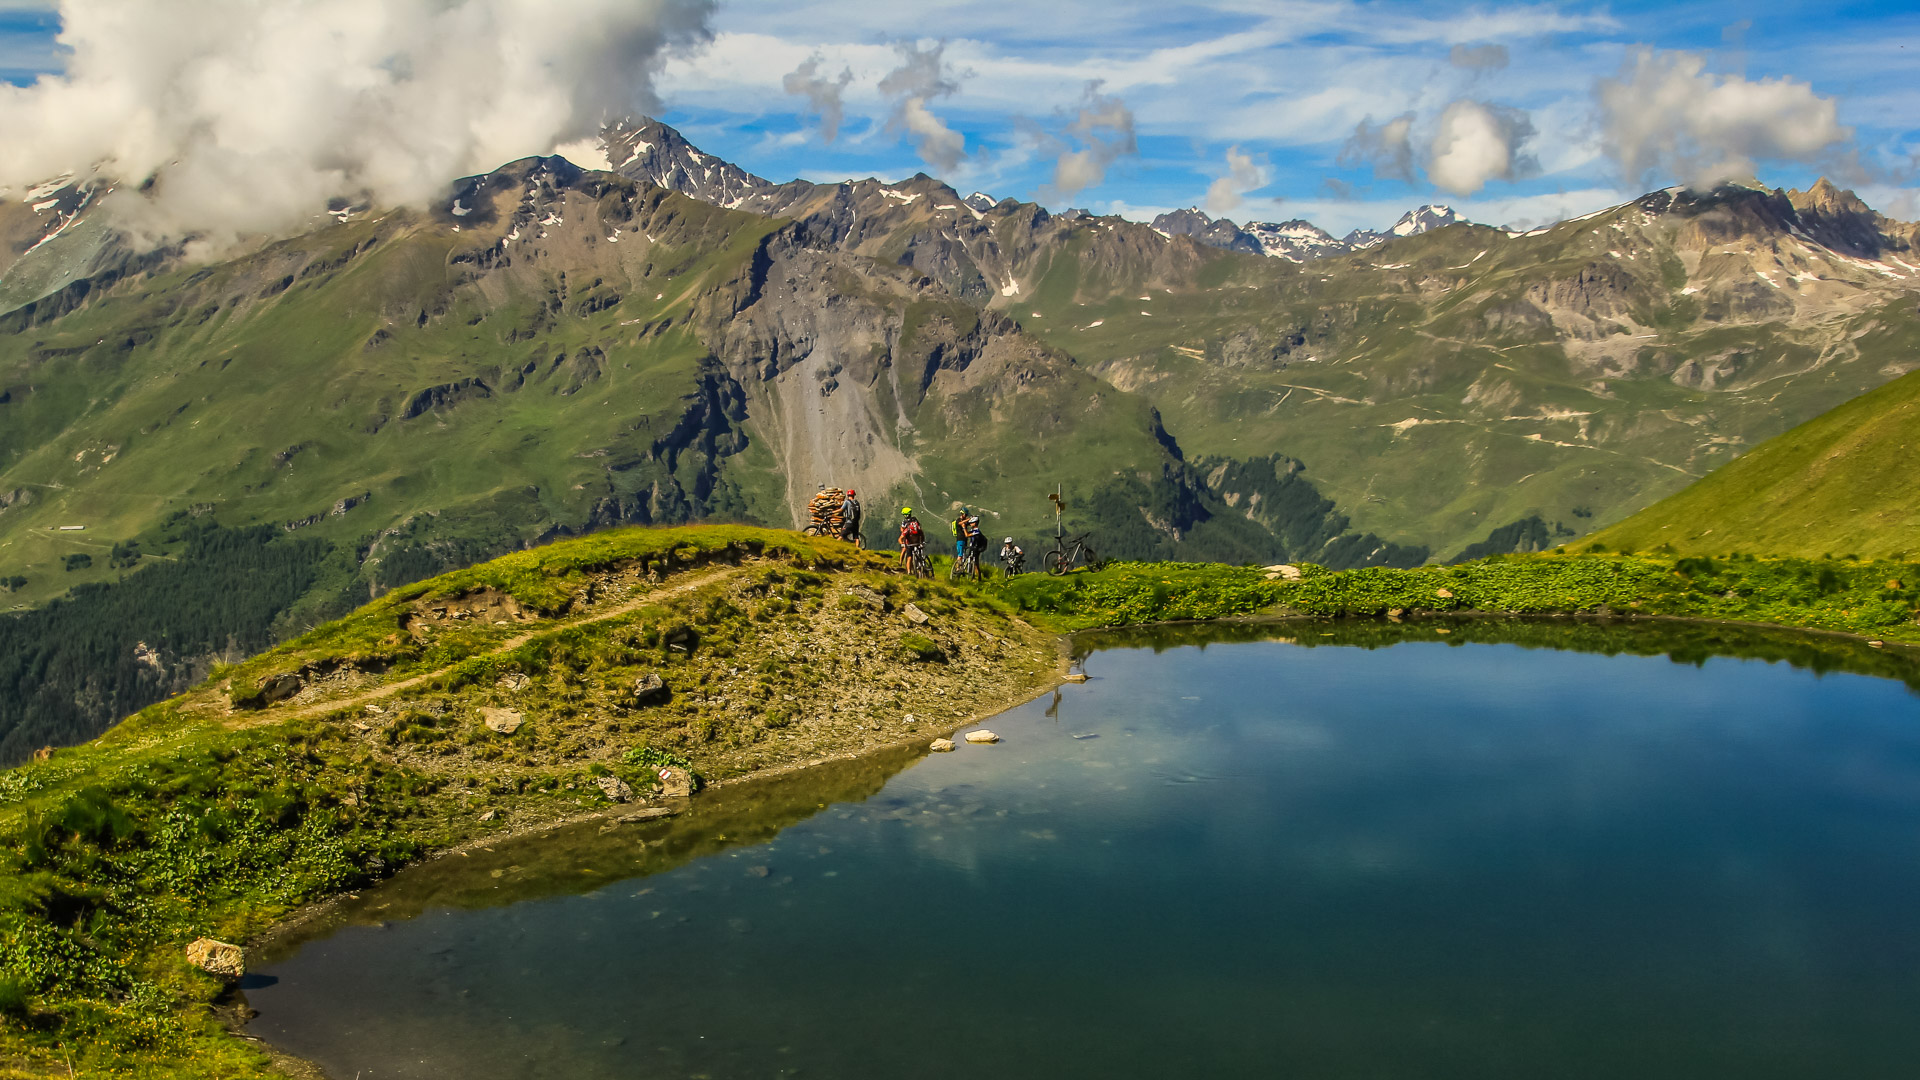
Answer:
[[248, 622, 1920, 1079]]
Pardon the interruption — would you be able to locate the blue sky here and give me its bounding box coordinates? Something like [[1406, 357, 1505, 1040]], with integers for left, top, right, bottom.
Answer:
[[5, 1, 1917, 235]]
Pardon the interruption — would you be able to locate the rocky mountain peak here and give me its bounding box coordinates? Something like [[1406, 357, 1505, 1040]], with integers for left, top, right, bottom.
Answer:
[[1392, 204, 1465, 236], [1148, 208, 1262, 254], [1790, 177, 1872, 219], [601, 117, 774, 209], [1341, 205, 1469, 250], [1240, 218, 1345, 262]]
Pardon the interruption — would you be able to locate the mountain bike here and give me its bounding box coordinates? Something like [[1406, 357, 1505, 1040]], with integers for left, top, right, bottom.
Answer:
[[950, 549, 981, 582], [1046, 533, 1097, 575], [904, 543, 932, 579]]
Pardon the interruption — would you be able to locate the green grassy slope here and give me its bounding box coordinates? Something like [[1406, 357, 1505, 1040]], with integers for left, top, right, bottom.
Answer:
[[1588, 367, 1920, 558], [0, 167, 782, 611]]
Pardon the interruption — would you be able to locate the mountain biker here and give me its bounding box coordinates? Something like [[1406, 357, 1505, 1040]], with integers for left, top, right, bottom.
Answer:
[[840, 488, 862, 546], [964, 515, 985, 562], [952, 509, 969, 560], [897, 508, 925, 570], [1000, 536, 1025, 575]]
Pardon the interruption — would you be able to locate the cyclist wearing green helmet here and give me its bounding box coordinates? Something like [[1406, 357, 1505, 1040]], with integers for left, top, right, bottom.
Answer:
[[897, 508, 925, 571]]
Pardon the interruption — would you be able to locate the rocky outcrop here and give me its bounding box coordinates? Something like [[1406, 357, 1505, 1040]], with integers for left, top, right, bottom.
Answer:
[[1788, 178, 1910, 258], [631, 673, 667, 704], [401, 378, 491, 419], [257, 673, 302, 704], [1524, 261, 1642, 331]]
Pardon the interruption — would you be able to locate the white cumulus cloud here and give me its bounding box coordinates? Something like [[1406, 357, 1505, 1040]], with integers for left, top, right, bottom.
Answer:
[[1595, 47, 1851, 190], [1427, 99, 1536, 196], [1204, 145, 1270, 213], [0, 0, 715, 246]]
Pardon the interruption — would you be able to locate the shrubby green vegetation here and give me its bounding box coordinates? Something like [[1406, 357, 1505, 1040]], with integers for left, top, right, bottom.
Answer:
[[999, 551, 1920, 644]]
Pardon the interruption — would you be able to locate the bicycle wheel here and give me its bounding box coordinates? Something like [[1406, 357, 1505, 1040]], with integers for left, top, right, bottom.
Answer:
[[1047, 550, 1070, 575]]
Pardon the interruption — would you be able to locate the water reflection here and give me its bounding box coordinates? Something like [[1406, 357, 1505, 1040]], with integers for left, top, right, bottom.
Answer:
[[256, 744, 928, 964], [1076, 615, 1920, 692]]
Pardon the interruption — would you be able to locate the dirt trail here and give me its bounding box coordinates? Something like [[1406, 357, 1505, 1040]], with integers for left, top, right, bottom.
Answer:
[[233, 565, 742, 728]]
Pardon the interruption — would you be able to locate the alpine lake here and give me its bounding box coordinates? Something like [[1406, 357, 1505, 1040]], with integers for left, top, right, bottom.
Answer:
[[244, 619, 1920, 1079]]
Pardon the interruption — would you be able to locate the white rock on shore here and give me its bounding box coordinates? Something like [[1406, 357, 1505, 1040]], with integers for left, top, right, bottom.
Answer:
[[186, 938, 245, 978]]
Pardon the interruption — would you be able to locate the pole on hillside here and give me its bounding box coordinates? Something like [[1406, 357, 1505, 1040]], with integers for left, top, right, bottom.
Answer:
[[1049, 485, 1064, 544]]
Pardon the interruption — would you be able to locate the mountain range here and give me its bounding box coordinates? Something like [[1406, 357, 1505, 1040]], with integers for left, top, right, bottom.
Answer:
[[1151, 203, 1468, 261], [3, 117, 1918, 617]]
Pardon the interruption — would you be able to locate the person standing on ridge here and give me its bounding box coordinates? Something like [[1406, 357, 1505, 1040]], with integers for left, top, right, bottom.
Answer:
[[1000, 536, 1025, 575], [952, 509, 970, 561], [840, 489, 863, 546], [897, 508, 925, 571]]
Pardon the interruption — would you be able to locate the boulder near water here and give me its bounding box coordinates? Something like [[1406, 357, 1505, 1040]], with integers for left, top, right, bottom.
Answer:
[[929, 738, 956, 752], [655, 767, 694, 797], [964, 729, 1000, 744], [186, 938, 245, 978], [595, 776, 635, 802]]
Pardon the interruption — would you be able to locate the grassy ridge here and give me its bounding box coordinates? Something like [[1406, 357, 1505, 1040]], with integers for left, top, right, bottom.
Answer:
[[0, 525, 1058, 1078], [1589, 367, 1920, 559]]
